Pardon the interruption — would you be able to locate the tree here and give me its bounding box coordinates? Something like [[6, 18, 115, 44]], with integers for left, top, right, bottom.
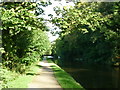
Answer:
[[1, 2, 51, 72], [51, 2, 120, 65]]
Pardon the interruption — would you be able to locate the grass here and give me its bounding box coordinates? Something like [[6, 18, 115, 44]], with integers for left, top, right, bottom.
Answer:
[[47, 59, 85, 89], [1, 62, 40, 88]]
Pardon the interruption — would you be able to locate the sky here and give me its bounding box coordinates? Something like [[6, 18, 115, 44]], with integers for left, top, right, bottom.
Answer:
[[38, 0, 75, 42]]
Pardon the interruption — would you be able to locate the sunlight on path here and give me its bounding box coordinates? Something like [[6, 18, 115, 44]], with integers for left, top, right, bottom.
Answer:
[[39, 61, 54, 67], [28, 60, 62, 89]]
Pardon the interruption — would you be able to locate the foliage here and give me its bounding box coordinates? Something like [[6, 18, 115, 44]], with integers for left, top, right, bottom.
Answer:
[[0, 2, 51, 73], [0, 62, 40, 89], [51, 2, 120, 65], [0, 67, 18, 89], [0, 2, 51, 88]]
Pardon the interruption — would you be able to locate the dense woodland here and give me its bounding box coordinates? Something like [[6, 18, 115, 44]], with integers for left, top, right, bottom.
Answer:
[[1, 2, 51, 71], [51, 2, 120, 65], [0, 2, 51, 88], [0, 1, 120, 89]]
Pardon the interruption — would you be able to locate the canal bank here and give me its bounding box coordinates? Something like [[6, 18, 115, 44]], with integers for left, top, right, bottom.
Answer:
[[47, 59, 84, 89]]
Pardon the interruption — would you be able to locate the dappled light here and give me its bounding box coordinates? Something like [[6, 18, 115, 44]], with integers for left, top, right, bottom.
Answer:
[[0, 1, 120, 89], [28, 60, 62, 88]]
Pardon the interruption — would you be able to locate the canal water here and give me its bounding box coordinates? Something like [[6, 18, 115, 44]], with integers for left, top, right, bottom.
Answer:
[[60, 61, 120, 88]]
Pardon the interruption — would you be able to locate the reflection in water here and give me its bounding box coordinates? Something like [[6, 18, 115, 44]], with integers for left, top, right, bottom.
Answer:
[[61, 62, 120, 88]]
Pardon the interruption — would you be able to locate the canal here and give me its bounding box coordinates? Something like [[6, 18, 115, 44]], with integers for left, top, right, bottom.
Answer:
[[60, 61, 120, 88]]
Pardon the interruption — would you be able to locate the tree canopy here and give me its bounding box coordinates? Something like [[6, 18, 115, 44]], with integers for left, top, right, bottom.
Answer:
[[51, 2, 120, 65], [0, 2, 51, 72]]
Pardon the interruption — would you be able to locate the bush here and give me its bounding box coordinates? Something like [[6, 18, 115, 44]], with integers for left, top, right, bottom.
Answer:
[[0, 67, 18, 89]]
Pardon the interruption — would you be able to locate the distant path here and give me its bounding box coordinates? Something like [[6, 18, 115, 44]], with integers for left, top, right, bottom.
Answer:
[[28, 60, 62, 88]]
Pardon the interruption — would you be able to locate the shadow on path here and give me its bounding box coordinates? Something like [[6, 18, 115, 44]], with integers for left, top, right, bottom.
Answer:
[[28, 60, 63, 89]]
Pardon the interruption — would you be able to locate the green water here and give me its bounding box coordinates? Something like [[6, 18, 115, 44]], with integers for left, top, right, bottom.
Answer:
[[61, 61, 120, 88]]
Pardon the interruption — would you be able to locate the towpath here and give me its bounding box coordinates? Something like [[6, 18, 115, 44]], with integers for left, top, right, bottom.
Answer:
[[28, 60, 62, 89]]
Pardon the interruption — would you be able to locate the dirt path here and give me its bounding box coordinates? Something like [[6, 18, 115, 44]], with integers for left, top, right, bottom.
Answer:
[[28, 60, 62, 88]]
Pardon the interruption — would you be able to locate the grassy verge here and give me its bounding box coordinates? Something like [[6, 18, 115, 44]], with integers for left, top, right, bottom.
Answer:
[[47, 59, 84, 89], [1, 62, 40, 88]]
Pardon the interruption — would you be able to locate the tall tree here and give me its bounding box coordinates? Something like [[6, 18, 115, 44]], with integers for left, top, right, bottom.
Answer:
[[51, 2, 120, 65], [0, 2, 51, 72]]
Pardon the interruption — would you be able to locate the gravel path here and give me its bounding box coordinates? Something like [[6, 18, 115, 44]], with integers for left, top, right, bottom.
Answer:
[[28, 60, 62, 89]]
